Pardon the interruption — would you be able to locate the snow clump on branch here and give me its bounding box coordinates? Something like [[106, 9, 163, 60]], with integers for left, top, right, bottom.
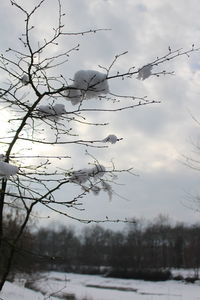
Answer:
[[102, 134, 121, 144], [21, 74, 29, 85], [90, 181, 113, 200], [69, 164, 113, 200], [73, 70, 109, 98], [137, 64, 153, 80], [0, 161, 18, 178], [69, 164, 106, 185], [101, 180, 113, 200], [37, 104, 66, 116], [64, 70, 109, 105], [64, 86, 83, 105]]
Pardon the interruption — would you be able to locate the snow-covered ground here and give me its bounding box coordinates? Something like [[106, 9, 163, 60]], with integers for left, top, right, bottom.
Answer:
[[0, 280, 59, 300], [1, 271, 200, 300]]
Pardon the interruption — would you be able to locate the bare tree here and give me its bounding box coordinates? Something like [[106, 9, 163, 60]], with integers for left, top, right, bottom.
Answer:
[[182, 114, 200, 213], [0, 0, 198, 290]]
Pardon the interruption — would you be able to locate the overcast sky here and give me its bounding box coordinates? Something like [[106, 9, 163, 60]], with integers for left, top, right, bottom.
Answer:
[[1, 0, 200, 230]]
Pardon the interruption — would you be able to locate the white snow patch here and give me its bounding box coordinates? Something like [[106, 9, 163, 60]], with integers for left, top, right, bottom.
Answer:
[[64, 85, 83, 105], [38, 104, 66, 116], [33, 272, 200, 300], [2, 271, 200, 300], [69, 164, 106, 184], [21, 74, 29, 85], [64, 70, 109, 105], [101, 180, 113, 200], [0, 161, 18, 178], [137, 64, 152, 80], [102, 134, 120, 144], [1, 281, 60, 300]]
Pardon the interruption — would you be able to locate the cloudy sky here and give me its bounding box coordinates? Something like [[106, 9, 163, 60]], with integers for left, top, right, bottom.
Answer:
[[1, 0, 200, 229]]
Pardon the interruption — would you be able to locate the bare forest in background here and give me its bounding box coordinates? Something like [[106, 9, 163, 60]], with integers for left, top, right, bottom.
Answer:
[[3, 215, 200, 282]]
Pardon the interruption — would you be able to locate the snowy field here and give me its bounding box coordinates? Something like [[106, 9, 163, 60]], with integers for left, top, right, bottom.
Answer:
[[1, 271, 200, 300]]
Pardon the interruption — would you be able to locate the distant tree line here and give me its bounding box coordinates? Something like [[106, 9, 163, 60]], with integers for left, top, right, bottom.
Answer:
[[2, 215, 200, 280]]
